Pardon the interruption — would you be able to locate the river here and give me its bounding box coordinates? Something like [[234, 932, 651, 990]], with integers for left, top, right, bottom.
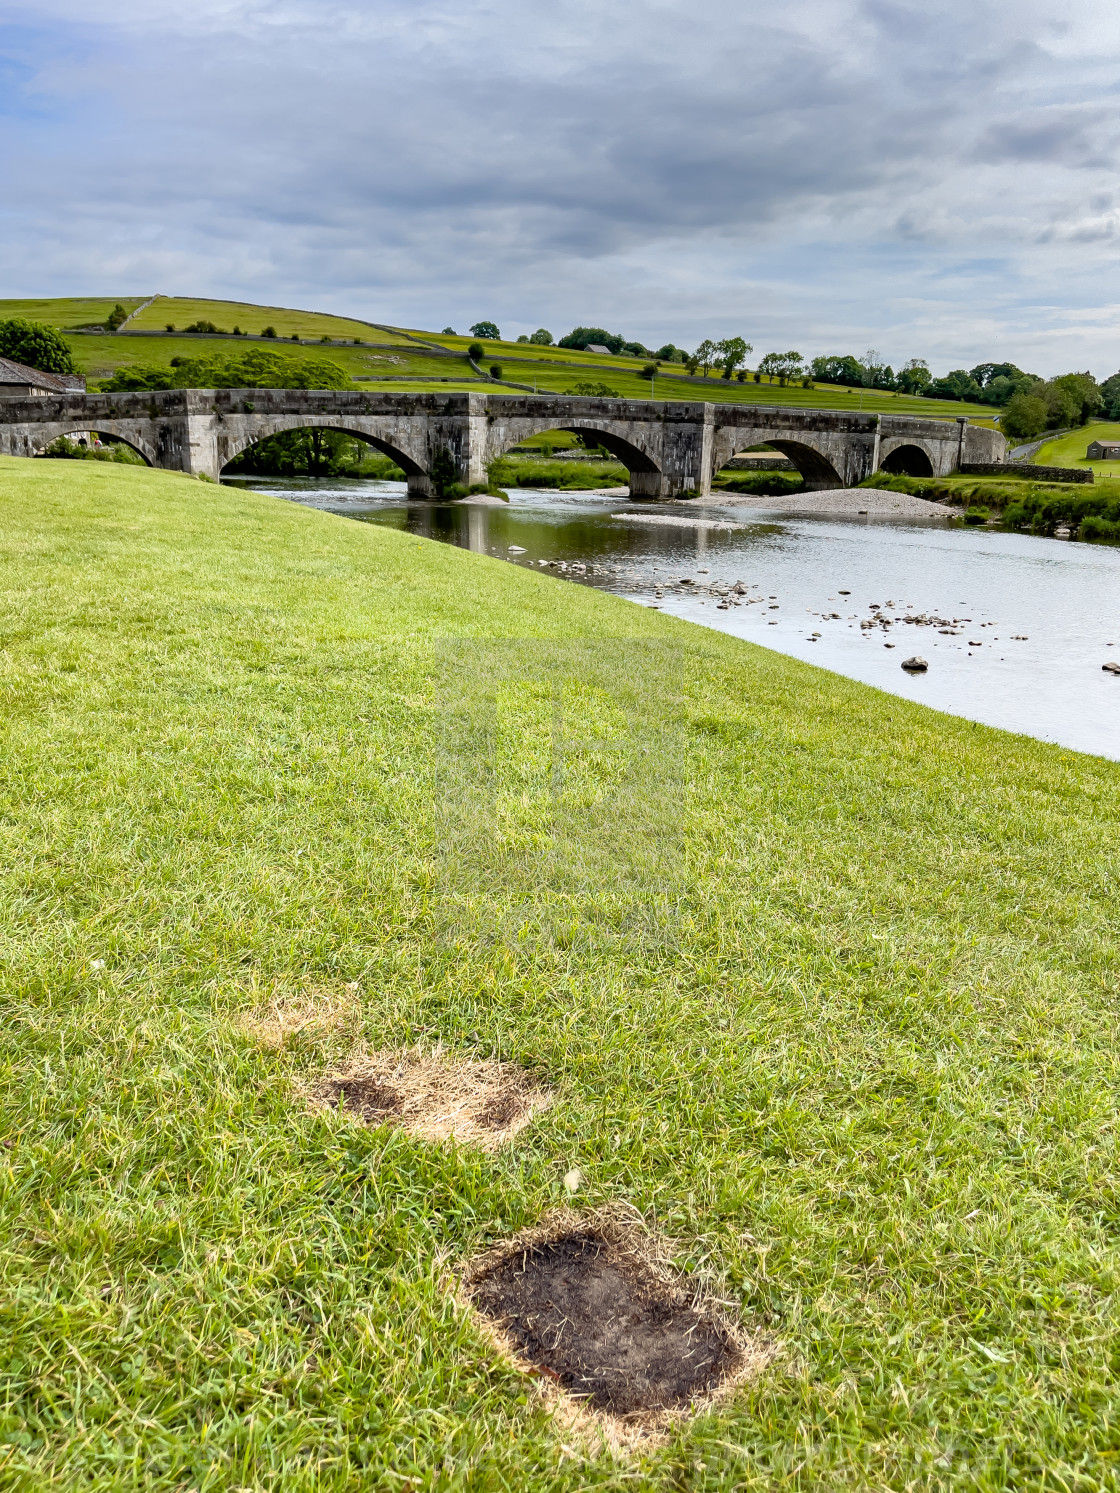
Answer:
[[223, 477, 1120, 761]]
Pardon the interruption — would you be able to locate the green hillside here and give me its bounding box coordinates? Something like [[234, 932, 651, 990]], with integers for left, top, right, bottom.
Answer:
[[0, 456, 1117, 1487], [0, 295, 996, 421], [1036, 422, 1120, 478]]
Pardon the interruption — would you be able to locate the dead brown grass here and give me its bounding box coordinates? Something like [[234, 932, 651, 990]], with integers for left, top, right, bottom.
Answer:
[[311, 1047, 551, 1150], [236, 982, 363, 1050]]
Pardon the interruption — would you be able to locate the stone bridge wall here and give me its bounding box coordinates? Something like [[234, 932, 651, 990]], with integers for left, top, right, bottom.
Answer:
[[0, 388, 1007, 498]]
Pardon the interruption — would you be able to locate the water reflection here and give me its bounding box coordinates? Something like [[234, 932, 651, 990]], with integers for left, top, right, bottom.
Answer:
[[223, 476, 1120, 760]]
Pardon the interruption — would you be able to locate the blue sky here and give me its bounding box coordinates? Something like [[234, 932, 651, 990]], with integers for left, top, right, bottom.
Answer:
[[2, 0, 1119, 376]]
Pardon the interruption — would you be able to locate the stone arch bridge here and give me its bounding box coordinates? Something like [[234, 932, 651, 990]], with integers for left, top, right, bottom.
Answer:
[[0, 388, 1005, 498]]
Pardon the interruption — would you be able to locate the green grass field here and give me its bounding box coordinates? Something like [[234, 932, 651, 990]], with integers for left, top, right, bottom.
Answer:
[[0, 297, 148, 331], [1, 455, 1119, 1489], [1035, 422, 1120, 479], [51, 335, 468, 389], [0, 297, 996, 421], [123, 295, 417, 345]]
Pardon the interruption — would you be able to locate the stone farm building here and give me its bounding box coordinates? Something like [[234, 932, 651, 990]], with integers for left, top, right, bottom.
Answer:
[[0, 357, 85, 397], [1086, 439, 1120, 459]]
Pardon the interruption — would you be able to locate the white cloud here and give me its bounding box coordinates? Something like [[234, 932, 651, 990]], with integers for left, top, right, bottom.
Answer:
[[1, 0, 1119, 373]]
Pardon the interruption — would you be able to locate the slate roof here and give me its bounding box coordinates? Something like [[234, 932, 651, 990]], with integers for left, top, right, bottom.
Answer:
[[0, 356, 85, 394]]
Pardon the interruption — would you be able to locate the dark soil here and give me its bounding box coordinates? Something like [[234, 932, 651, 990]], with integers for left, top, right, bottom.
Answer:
[[469, 1231, 741, 1415], [323, 1077, 403, 1121], [476, 1087, 528, 1129]]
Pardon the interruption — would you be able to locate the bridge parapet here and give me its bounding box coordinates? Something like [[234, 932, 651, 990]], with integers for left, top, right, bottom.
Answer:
[[0, 389, 1006, 497]]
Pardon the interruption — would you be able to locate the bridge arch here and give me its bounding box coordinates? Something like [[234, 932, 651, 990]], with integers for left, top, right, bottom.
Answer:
[[711, 429, 844, 491], [878, 440, 934, 477], [32, 425, 157, 465], [217, 418, 426, 478], [486, 418, 663, 498]]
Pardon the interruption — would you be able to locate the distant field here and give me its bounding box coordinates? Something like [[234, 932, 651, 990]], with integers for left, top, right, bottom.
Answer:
[[56, 335, 470, 387], [121, 295, 419, 345], [3, 296, 995, 421], [0, 296, 147, 330], [1035, 422, 1120, 478]]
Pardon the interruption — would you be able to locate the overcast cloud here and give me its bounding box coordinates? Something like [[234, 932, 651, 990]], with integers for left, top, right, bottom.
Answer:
[[2, 0, 1119, 375]]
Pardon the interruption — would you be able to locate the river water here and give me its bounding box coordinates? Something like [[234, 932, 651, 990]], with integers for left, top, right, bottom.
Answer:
[[225, 477, 1120, 761]]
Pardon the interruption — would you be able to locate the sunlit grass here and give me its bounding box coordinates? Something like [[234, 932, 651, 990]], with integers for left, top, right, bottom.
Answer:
[[1035, 421, 1120, 479], [1, 455, 1119, 1489]]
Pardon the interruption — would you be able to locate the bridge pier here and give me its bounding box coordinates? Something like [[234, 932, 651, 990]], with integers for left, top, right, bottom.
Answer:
[[0, 389, 1006, 498]]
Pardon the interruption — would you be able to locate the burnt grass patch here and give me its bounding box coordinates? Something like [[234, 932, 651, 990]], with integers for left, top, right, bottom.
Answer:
[[321, 1075, 404, 1121], [311, 1050, 549, 1150], [466, 1222, 747, 1420]]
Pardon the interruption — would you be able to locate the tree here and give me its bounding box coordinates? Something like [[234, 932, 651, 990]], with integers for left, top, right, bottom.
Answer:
[[0, 318, 76, 375], [1100, 371, 1120, 420], [927, 369, 982, 403], [811, 354, 864, 386], [757, 351, 804, 385], [716, 337, 752, 379], [1049, 371, 1101, 426], [98, 349, 350, 393], [558, 327, 624, 354], [1001, 392, 1049, 442], [441, 327, 456, 334], [896, 358, 932, 396], [861, 349, 895, 390], [694, 340, 718, 377], [105, 303, 129, 332], [641, 362, 658, 382], [470, 321, 500, 340], [655, 344, 685, 362], [528, 328, 553, 345]]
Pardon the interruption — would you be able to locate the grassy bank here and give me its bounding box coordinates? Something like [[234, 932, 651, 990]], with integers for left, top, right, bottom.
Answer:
[[863, 470, 1120, 540], [1, 457, 1120, 1489], [488, 455, 629, 489]]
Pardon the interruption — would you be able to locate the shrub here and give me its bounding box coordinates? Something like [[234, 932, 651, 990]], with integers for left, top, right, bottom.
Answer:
[[1080, 514, 1120, 542], [641, 363, 658, 381], [568, 381, 619, 397], [165, 323, 176, 332], [489, 364, 503, 380], [39, 435, 144, 465], [184, 319, 221, 334], [261, 326, 277, 338], [105, 303, 129, 331], [468, 342, 484, 362], [0, 318, 76, 375]]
